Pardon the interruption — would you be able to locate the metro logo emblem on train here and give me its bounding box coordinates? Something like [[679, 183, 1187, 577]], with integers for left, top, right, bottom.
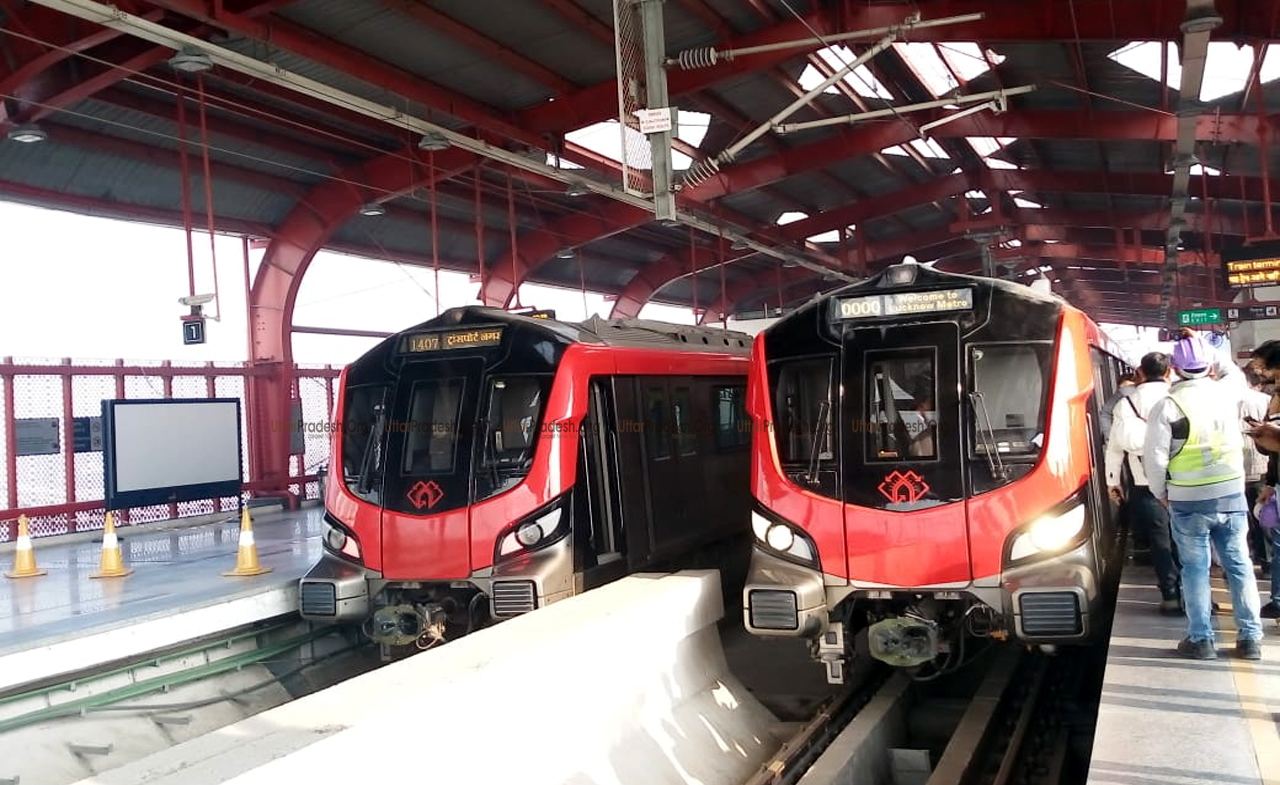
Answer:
[[877, 470, 930, 504], [406, 480, 444, 510]]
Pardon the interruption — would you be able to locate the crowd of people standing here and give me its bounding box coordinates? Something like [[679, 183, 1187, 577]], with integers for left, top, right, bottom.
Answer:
[[1103, 328, 1276, 660]]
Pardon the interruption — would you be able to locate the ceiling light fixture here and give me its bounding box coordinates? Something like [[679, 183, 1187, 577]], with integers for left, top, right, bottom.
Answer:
[[730, 239, 750, 251], [565, 182, 590, 197], [417, 132, 450, 151], [6, 123, 47, 143], [169, 47, 214, 74], [556, 248, 576, 259], [359, 202, 385, 216]]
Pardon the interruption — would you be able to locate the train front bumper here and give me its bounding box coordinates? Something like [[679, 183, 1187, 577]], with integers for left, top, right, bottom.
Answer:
[[298, 552, 375, 623], [1002, 537, 1100, 641], [742, 547, 827, 638]]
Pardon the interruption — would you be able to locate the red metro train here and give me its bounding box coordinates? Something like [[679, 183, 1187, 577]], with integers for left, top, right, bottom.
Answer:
[[299, 307, 753, 653], [742, 261, 1128, 682]]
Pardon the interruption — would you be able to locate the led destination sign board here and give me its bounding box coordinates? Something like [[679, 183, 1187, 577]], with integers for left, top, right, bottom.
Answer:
[[1225, 257, 1280, 288], [836, 287, 974, 320], [400, 327, 504, 353]]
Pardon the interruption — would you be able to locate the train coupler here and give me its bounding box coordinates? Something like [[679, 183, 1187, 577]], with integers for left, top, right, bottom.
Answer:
[[867, 617, 941, 668], [816, 624, 848, 685]]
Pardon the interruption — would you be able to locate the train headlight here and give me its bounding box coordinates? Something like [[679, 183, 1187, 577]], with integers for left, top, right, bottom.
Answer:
[[1008, 504, 1086, 562], [515, 522, 544, 547], [497, 499, 569, 559], [752, 510, 817, 567], [323, 518, 361, 561]]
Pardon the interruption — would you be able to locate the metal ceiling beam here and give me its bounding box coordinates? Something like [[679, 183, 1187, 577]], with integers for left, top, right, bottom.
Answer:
[[520, 0, 1266, 136], [43, 118, 310, 197], [684, 109, 1262, 200], [0, 176, 274, 236], [373, 0, 576, 95], [94, 85, 357, 171], [0, 35, 172, 130], [0, 3, 163, 103]]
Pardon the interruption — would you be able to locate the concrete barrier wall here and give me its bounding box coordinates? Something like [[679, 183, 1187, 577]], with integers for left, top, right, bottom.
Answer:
[[75, 570, 781, 785]]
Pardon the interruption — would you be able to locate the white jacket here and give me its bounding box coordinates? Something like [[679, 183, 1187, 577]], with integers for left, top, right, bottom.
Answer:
[[1104, 379, 1170, 488]]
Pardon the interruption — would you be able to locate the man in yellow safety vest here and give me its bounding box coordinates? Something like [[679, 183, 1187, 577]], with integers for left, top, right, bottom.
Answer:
[[1144, 332, 1264, 660]]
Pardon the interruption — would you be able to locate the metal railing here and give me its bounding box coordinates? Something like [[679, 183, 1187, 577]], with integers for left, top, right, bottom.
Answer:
[[0, 357, 339, 541]]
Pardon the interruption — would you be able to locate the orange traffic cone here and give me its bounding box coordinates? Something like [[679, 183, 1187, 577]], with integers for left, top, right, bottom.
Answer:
[[224, 507, 272, 577], [6, 515, 46, 579], [91, 511, 132, 579]]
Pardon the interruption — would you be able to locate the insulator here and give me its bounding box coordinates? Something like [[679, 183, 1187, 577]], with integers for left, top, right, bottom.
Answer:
[[679, 157, 722, 189], [674, 47, 725, 70]]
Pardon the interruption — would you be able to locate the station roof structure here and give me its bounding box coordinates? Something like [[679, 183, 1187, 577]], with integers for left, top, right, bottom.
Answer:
[[2, 0, 1278, 327]]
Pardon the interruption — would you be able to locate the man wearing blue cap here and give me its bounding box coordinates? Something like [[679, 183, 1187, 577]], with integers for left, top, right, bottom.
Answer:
[[1144, 332, 1264, 660]]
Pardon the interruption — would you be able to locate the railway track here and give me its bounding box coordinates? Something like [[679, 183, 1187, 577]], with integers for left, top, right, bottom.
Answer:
[[747, 640, 1106, 785]]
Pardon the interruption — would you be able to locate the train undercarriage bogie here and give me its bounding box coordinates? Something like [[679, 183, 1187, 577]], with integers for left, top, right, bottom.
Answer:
[[366, 583, 490, 655]]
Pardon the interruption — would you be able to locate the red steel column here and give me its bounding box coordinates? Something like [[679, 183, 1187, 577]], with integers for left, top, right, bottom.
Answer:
[[61, 359, 76, 532], [114, 359, 128, 525], [162, 361, 176, 519], [3, 356, 16, 539]]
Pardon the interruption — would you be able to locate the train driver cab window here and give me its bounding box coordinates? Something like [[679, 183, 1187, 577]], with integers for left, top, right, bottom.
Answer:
[[402, 378, 465, 474], [774, 358, 834, 465], [867, 354, 937, 461], [342, 383, 388, 501], [477, 375, 552, 500], [969, 344, 1052, 457]]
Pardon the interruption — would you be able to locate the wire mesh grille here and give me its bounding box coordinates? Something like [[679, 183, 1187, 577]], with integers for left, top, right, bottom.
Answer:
[[0, 361, 335, 541], [614, 0, 654, 197]]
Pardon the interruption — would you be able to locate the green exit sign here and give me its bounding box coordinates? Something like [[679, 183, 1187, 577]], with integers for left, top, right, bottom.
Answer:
[[1178, 308, 1222, 326]]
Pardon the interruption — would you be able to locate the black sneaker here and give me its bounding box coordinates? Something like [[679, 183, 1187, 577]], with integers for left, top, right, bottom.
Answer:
[[1159, 598, 1183, 615], [1177, 637, 1217, 659], [1237, 638, 1263, 660], [1261, 602, 1280, 620]]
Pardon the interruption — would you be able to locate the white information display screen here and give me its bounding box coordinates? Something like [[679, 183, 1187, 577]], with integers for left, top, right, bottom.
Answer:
[[105, 400, 242, 505]]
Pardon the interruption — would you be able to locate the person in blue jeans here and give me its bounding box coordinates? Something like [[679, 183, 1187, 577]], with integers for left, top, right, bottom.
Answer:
[[1144, 332, 1264, 660]]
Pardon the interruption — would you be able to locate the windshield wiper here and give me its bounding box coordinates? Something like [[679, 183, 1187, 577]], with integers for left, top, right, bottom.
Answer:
[[356, 392, 388, 495], [803, 400, 831, 487], [968, 391, 1007, 481]]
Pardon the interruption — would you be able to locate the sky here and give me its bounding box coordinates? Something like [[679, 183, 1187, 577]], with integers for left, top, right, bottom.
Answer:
[[0, 200, 696, 366]]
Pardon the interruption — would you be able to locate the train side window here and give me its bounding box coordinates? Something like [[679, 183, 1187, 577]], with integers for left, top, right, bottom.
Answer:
[[401, 378, 465, 474], [646, 386, 670, 460], [715, 385, 750, 450], [867, 353, 936, 461], [673, 386, 696, 455], [774, 358, 834, 465]]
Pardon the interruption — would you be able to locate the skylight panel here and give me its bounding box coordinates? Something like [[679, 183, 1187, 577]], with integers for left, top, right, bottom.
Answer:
[[967, 137, 1019, 170], [881, 145, 910, 156], [776, 212, 808, 225], [798, 46, 895, 99], [964, 190, 986, 200], [552, 112, 711, 172], [1013, 196, 1043, 208], [1108, 41, 1181, 91], [893, 42, 1004, 98], [805, 223, 855, 243], [909, 137, 950, 158], [1106, 40, 1280, 101]]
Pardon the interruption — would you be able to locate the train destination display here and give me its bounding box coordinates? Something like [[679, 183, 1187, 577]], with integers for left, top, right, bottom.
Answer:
[[836, 287, 974, 319], [400, 327, 504, 353]]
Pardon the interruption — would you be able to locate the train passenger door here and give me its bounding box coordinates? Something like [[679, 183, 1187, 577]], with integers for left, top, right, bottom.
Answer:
[[578, 380, 627, 590], [842, 323, 971, 586], [639, 378, 680, 553]]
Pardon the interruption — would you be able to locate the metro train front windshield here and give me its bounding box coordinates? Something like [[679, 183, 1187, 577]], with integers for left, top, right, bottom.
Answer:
[[340, 367, 553, 515]]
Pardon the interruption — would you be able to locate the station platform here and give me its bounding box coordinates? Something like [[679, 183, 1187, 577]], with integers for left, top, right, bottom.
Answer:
[[1088, 564, 1280, 785], [0, 506, 323, 693]]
